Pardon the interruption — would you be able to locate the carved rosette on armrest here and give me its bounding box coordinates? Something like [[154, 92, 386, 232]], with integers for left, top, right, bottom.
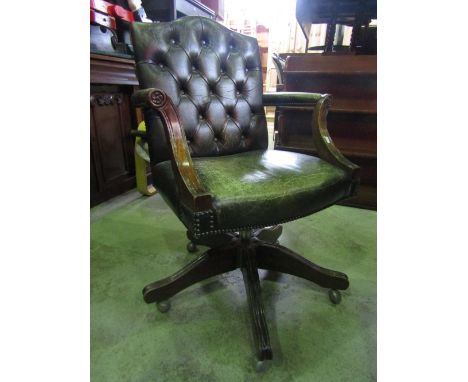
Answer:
[[263, 92, 360, 195], [131, 88, 214, 213]]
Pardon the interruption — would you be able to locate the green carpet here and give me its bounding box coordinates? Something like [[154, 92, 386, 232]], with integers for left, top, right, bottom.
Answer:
[[91, 193, 376, 381]]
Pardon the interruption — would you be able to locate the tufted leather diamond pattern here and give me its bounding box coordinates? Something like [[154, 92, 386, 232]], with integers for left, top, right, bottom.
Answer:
[[131, 17, 268, 165]]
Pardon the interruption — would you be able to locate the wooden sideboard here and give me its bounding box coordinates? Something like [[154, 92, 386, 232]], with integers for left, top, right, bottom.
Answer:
[[90, 53, 143, 207]]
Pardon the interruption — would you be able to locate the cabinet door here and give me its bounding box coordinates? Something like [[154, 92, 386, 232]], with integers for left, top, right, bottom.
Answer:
[[90, 87, 136, 206]]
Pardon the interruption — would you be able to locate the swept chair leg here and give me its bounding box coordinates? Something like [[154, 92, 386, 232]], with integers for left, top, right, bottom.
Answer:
[[143, 245, 239, 304], [255, 242, 349, 290], [240, 246, 273, 362]]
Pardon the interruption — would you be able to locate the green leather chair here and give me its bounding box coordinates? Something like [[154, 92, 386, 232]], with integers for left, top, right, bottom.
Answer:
[[130, 16, 359, 368]]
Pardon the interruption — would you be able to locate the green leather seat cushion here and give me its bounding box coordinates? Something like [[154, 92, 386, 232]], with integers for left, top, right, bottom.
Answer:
[[154, 150, 352, 231]]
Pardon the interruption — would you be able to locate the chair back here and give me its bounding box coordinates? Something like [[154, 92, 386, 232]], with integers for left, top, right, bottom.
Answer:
[[131, 17, 268, 165]]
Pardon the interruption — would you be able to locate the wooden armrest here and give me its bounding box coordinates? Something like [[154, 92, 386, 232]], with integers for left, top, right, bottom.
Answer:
[[312, 95, 359, 179], [263, 92, 323, 107], [131, 88, 213, 211], [264, 92, 359, 179], [131, 87, 159, 108]]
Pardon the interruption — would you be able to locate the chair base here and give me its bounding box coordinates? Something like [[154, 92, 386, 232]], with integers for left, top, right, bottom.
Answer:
[[142, 227, 349, 363]]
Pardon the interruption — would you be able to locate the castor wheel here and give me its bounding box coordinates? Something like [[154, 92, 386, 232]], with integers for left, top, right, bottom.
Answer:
[[186, 241, 198, 253], [156, 300, 171, 313], [255, 359, 269, 373], [328, 289, 342, 305]]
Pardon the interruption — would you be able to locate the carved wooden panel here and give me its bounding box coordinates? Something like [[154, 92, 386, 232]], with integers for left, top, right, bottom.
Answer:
[[90, 86, 136, 206], [90, 53, 138, 85]]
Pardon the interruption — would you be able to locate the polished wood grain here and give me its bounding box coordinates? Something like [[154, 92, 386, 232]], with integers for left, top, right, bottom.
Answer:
[[132, 88, 214, 211], [312, 95, 360, 180], [143, 245, 238, 303], [241, 245, 273, 361], [285, 54, 377, 73], [90, 86, 136, 206], [90, 54, 145, 207], [90, 53, 138, 85], [256, 242, 349, 290]]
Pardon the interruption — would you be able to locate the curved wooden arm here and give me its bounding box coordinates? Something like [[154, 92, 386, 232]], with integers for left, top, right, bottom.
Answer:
[[131, 88, 213, 211], [264, 92, 359, 180], [312, 95, 359, 179]]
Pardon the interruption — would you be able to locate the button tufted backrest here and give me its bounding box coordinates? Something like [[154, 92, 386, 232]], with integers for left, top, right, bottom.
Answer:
[[131, 17, 268, 165]]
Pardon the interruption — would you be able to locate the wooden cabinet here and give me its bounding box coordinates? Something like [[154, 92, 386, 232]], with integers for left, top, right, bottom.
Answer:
[[90, 53, 141, 207]]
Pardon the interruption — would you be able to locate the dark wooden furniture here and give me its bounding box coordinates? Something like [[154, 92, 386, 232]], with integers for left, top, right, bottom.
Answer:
[[131, 17, 360, 369], [90, 53, 142, 207], [141, 0, 216, 21], [296, 0, 377, 53], [275, 53, 376, 209]]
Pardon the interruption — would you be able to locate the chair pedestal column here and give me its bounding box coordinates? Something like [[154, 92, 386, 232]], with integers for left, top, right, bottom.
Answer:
[[239, 241, 273, 362]]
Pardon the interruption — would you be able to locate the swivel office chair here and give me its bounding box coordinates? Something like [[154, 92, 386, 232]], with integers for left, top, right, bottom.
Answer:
[[130, 16, 359, 367]]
